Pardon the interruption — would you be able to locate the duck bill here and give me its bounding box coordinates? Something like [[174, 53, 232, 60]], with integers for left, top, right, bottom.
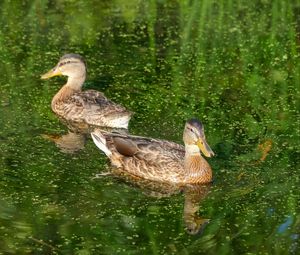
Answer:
[[41, 66, 62, 79], [197, 138, 214, 157]]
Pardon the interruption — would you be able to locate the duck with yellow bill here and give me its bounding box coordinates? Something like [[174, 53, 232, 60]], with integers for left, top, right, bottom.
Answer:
[[91, 118, 214, 184], [41, 53, 132, 129]]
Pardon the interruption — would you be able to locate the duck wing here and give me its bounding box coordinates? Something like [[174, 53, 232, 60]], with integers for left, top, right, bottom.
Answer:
[[72, 90, 130, 114], [63, 90, 132, 127], [106, 133, 185, 163]]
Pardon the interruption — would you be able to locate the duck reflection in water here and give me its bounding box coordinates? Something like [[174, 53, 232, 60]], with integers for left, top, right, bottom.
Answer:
[[41, 118, 128, 154], [96, 168, 212, 235], [41, 130, 87, 154], [91, 118, 214, 234]]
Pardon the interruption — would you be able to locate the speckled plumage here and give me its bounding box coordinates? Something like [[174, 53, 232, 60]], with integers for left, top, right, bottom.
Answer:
[[42, 53, 132, 129], [91, 119, 214, 184], [51, 87, 131, 128]]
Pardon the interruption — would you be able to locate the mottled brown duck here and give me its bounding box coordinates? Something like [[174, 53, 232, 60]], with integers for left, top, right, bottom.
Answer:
[[91, 119, 214, 184], [41, 53, 132, 129]]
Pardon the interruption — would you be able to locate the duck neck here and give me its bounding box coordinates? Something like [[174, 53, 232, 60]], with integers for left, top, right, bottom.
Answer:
[[184, 145, 212, 183], [52, 74, 86, 107], [65, 73, 86, 91]]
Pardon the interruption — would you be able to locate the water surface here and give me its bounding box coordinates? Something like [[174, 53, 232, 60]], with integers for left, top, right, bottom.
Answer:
[[0, 1, 299, 254]]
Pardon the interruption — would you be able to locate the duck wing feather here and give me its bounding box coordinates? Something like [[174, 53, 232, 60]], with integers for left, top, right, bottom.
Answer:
[[105, 132, 185, 165], [60, 90, 131, 125]]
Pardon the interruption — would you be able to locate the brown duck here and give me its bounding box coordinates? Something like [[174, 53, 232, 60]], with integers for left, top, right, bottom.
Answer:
[[91, 119, 214, 184], [41, 53, 132, 129]]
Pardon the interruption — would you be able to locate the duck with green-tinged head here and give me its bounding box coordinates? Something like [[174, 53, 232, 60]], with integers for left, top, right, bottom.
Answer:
[[91, 118, 214, 184], [41, 53, 132, 129]]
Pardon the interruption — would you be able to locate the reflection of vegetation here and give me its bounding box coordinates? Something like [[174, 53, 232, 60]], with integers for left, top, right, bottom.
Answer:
[[0, 0, 299, 254]]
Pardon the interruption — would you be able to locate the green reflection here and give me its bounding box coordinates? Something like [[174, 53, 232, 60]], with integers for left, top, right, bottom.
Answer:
[[0, 0, 299, 254]]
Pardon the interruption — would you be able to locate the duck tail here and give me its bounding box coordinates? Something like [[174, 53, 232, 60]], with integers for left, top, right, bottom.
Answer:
[[91, 130, 112, 157]]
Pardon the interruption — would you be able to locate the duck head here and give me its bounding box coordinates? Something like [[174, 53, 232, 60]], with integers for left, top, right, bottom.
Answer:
[[41, 53, 86, 80], [183, 118, 214, 157]]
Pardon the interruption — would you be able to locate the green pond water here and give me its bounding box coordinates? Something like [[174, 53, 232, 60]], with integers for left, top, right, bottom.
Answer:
[[0, 1, 299, 254]]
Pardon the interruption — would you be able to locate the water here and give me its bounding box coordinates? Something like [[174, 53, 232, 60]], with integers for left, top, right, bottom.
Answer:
[[0, 1, 299, 254]]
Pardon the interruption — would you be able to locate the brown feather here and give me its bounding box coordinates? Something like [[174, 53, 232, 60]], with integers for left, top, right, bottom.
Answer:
[[52, 87, 132, 128], [96, 132, 212, 184], [113, 137, 138, 156], [44, 54, 132, 129]]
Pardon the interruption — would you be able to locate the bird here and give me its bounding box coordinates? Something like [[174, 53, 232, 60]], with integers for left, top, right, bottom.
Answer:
[[91, 118, 214, 184], [41, 53, 132, 129]]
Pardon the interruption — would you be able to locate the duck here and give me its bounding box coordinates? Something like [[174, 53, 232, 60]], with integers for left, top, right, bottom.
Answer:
[[91, 118, 214, 184], [41, 53, 132, 129]]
